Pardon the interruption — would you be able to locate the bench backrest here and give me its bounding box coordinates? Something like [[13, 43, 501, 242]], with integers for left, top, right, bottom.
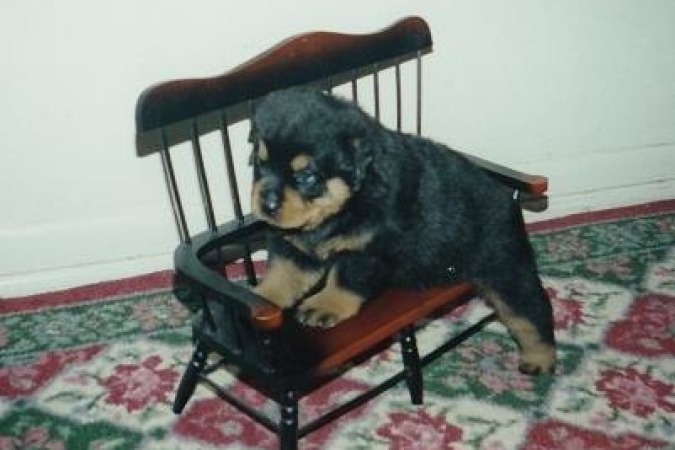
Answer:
[[136, 17, 433, 249]]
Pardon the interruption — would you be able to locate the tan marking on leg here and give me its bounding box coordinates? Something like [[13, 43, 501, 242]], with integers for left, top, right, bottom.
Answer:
[[253, 258, 323, 309], [290, 154, 311, 172], [296, 268, 365, 328], [484, 289, 556, 375]]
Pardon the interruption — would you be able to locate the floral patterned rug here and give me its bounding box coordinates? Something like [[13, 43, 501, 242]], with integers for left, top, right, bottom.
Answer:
[[1, 200, 674, 449]]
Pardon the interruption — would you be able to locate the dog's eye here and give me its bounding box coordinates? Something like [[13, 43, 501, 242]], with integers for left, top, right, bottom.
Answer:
[[293, 169, 322, 195]]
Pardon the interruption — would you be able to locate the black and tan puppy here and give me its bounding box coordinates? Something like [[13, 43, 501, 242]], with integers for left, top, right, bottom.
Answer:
[[250, 87, 555, 374]]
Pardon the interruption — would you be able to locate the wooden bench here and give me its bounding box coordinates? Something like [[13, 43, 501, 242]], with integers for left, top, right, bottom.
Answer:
[[135, 16, 548, 450]]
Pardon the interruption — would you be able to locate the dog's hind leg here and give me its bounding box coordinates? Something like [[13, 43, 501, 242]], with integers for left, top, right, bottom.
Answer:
[[481, 274, 556, 375]]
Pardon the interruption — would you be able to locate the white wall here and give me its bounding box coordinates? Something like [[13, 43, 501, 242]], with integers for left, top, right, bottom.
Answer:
[[2, 1, 674, 296]]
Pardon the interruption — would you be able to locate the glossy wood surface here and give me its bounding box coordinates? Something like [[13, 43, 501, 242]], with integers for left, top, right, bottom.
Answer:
[[136, 16, 432, 152], [305, 283, 475, 375]]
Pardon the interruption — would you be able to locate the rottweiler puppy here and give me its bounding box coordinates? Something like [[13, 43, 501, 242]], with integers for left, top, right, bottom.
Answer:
[[249, 87, 555, 375]]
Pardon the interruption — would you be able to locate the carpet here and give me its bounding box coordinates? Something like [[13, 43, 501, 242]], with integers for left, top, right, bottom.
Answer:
[[1, 200, 674, 449]]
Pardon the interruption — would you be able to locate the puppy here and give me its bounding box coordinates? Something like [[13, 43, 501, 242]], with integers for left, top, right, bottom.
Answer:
[[249, 87, 555, 374]]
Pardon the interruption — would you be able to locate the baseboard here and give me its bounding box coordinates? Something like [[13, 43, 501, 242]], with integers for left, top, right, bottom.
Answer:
[[524, 178, 675, 222], [0, 209, 175, 298], [0, 253, 174, 299]]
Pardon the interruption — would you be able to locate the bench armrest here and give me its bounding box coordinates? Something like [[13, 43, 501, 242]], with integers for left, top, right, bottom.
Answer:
[[176, 245, 281, 330], [461, 152, 548, 196]]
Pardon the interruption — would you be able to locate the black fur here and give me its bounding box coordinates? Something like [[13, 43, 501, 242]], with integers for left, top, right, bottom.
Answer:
[[252, 87, 555, 373]]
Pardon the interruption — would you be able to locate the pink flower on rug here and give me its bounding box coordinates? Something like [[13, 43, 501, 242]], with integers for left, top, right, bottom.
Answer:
[[1, 365, 40, 393], [523, 419, 668, 450], [452, 337, 537, 395], [376, 409, 463, 449], [0, 426, 66, 450], [301, 378, 371, 449], [477, 369, 534, 396], [655, 215, 675, 233], [101, 354, 179, 412], [586, 255, 632, 278], [545, 230, 589, 259], [605, 294, 675, 356], [228, 382, 273, 409], [132, 296, 190, 331], [173, 397, 275, 449], [479, 372, 509, 394], [595, 367, 674, 418], [547, 287, 585, 330], [301, 378, 369, 420], [23, 427, 51, 446], [628, 293, 675, 325], [0, 345, 105, 397]]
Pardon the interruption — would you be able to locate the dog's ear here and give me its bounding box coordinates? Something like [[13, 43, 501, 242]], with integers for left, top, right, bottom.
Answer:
[[337, 104, 378, 191], [347, 137, 373, 191]]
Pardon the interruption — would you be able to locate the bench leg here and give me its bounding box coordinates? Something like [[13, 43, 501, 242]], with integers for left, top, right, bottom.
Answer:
[[400, 327, 423, 405], [279, 390, 299, 450], [173, 341, 208, 414]]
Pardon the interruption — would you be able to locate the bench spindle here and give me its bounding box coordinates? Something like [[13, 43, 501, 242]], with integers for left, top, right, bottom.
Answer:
[[189, 120, 217, 233], [159, 128, 191, 244]]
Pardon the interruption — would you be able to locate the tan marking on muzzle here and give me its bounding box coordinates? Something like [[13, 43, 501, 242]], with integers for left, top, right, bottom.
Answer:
[[302, 177, 352, 228], [253, 177, 352, 230]]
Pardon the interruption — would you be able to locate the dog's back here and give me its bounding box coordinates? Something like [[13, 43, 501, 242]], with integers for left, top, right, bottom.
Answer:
[[361, 128, 522, 287]]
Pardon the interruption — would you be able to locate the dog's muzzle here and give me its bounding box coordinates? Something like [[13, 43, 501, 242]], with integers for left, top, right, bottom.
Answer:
[[260, 186, 282, 217]]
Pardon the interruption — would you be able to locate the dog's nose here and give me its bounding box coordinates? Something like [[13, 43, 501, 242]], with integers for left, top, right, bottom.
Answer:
[[260, 188, 281, 216]]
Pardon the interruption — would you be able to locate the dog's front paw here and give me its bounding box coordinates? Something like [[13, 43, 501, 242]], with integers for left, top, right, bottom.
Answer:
[[296, 290, 363, 328], [518, 344, 557, 375]]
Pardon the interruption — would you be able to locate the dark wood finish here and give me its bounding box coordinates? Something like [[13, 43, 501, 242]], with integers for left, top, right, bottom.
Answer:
[[179, 224, 474, 375], [136, 16, 432, 156], [462, 152, 548, 196], [172, 342, 208, 414], [175, 241, 283, 331]]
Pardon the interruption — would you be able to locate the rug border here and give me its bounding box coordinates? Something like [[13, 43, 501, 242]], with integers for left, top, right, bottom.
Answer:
[[526, 198, 675, 233], [3, 199, 674, 313], [0, 271, 175, 314]]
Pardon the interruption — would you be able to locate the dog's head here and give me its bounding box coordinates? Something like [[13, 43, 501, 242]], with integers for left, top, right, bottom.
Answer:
[[250, 87, 376, 230]]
